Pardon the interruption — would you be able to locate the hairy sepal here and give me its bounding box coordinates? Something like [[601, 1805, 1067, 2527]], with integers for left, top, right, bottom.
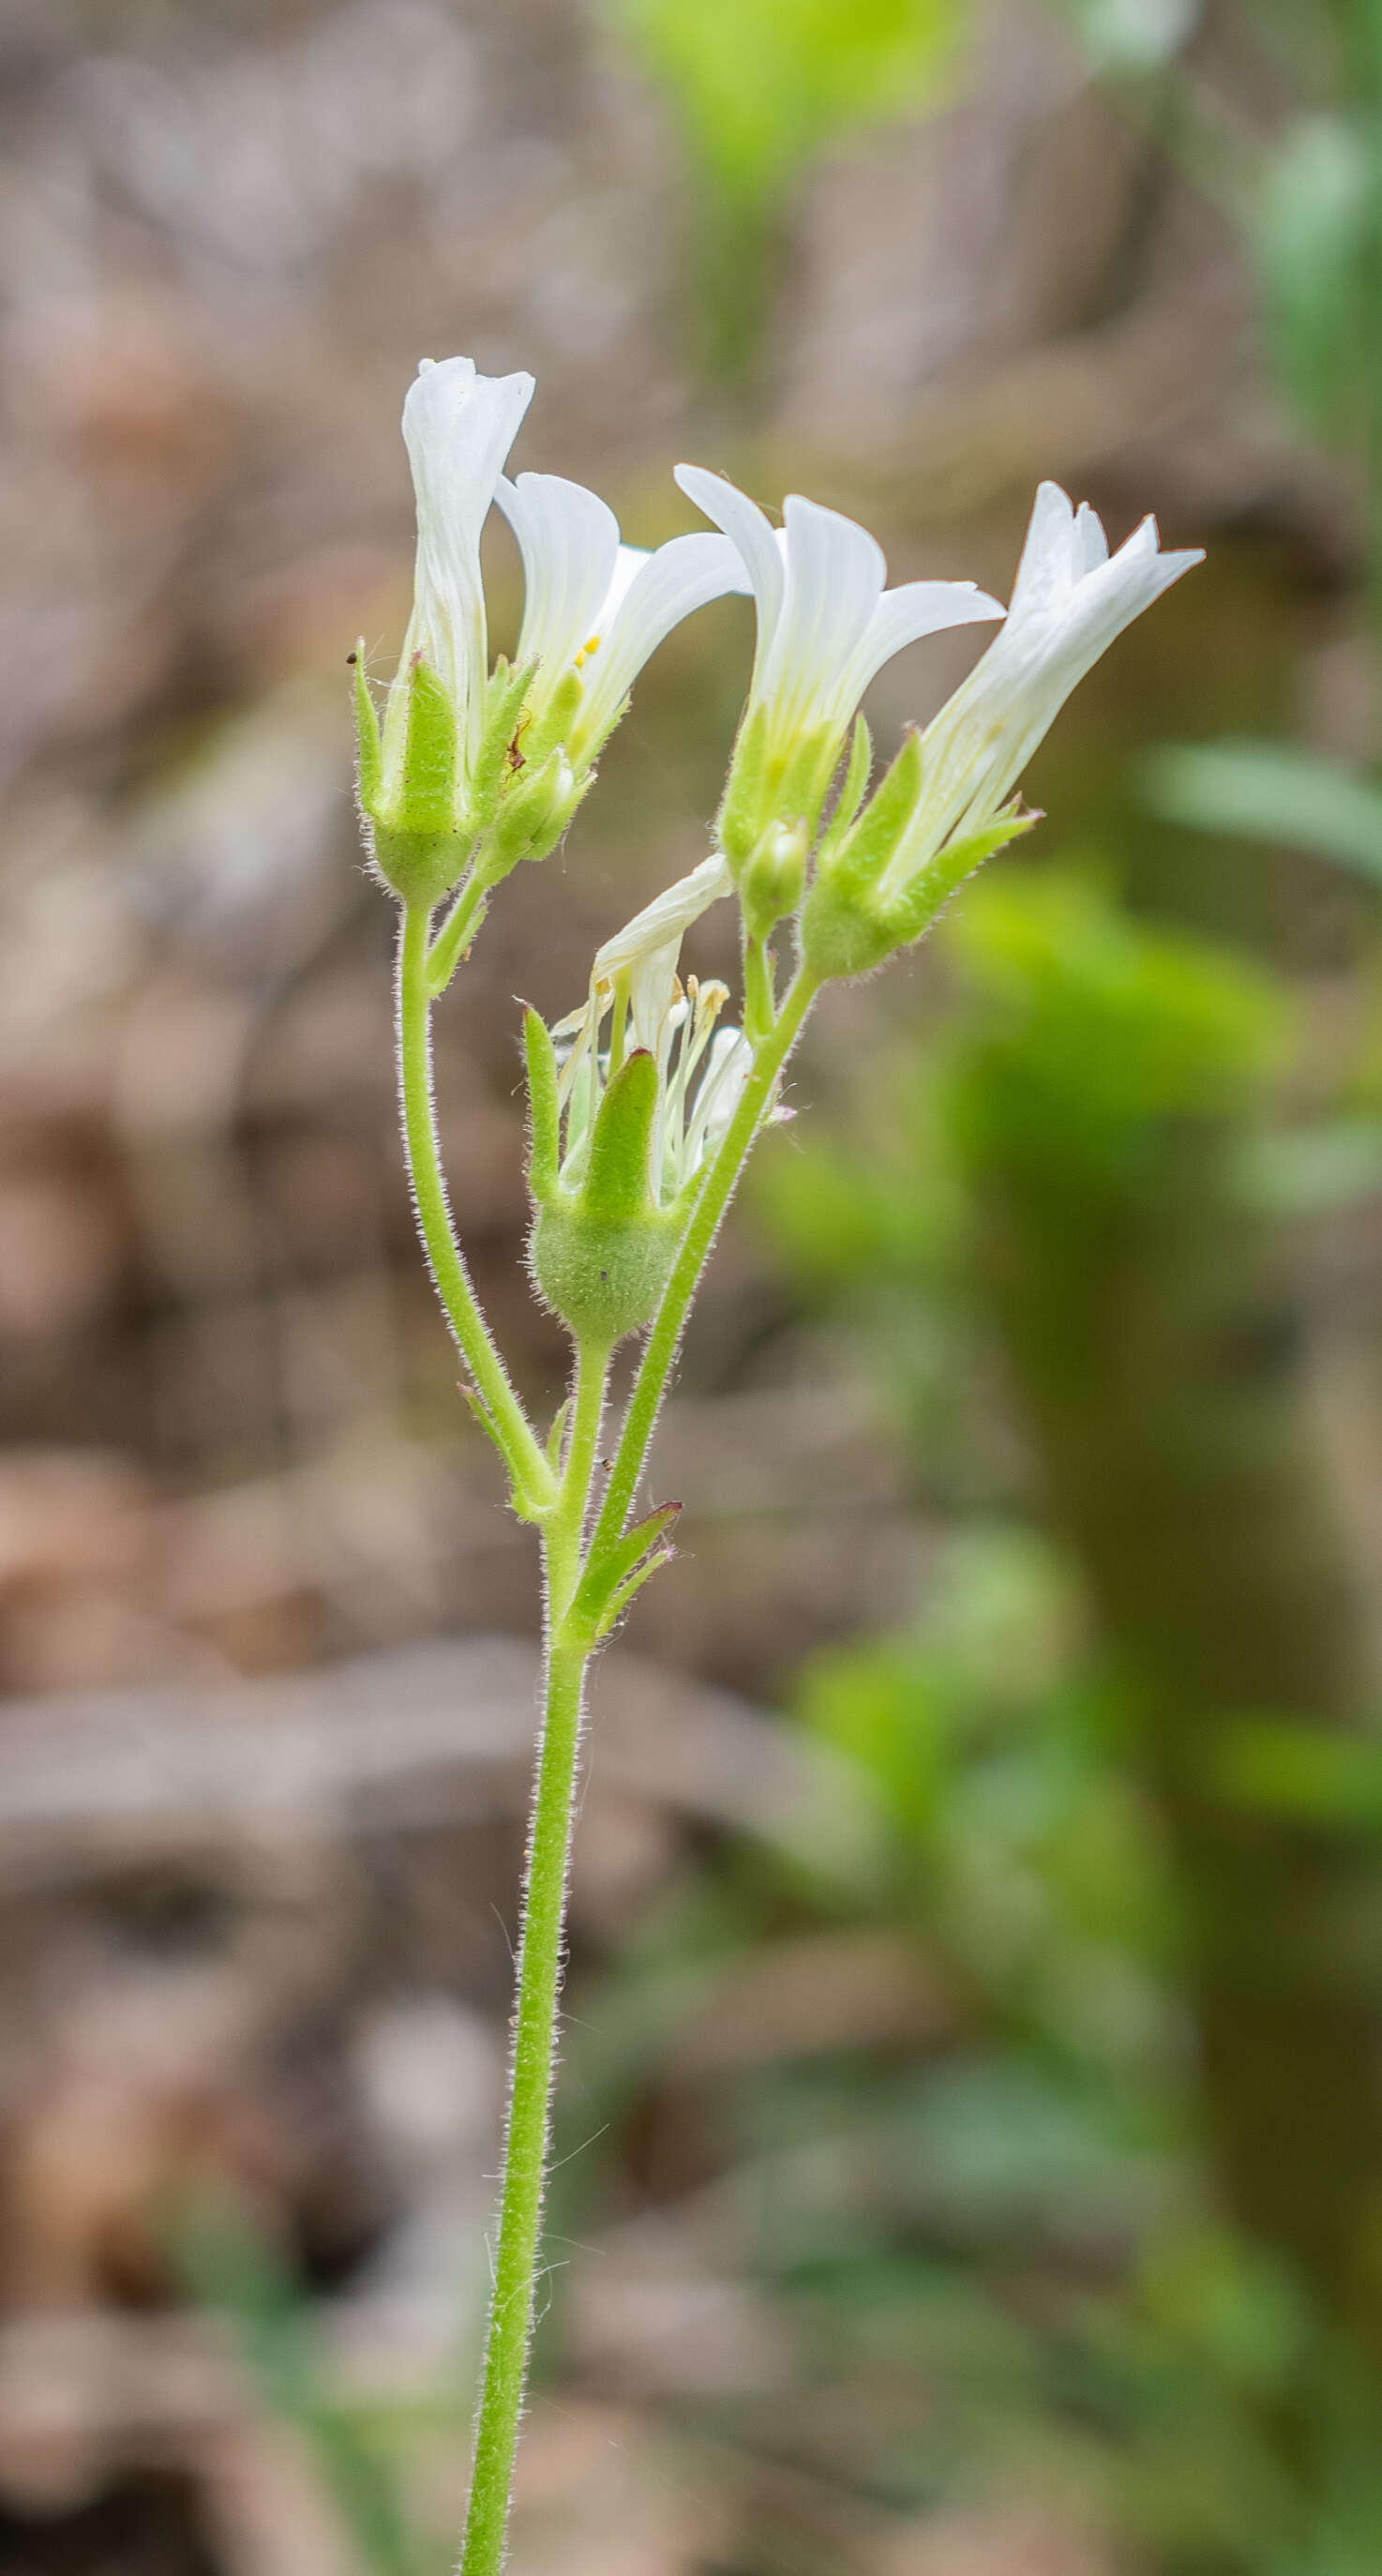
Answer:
[[527, 1047, 680, 1348], [360, 655, 471, 908]]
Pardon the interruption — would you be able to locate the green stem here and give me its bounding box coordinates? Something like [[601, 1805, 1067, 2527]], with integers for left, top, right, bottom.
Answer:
[[397, 906, 552, 1505], [458, 1342, 608, 2576], [426, 866, 489, 995], [589, 963, 817, 1563]]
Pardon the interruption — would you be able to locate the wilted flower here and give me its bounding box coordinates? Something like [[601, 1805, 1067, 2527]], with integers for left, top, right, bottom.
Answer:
[[803, 482, 1205, 982], [549, 853, 749, 1207], [674, 464, 1003, 872], [522, 855, 752, 1348]]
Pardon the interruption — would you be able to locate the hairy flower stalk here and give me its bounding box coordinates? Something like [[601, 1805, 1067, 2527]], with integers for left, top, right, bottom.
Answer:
[[356, 359, 1202, 2575]]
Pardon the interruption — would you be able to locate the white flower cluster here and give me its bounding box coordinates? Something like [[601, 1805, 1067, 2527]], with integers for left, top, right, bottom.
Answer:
[[368, 351, 1201, 996]]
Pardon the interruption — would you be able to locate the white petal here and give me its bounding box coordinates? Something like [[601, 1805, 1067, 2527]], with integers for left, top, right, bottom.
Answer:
[[576, 534, 747, 752], [899, 499, 1203, 866], [1005, 479, 1082, 630], [759, 494, 886, 732], [627, 937, 683, 1059], [397, 356, 533, 763], [837, 578, 1005, 708], [497, 471, 622, 678], [685, 1026, 752, 1169], [593, 853, 732, 982], [599, 544, 652, 625], [1073, 502, 1110, 577], [675, 465, 784, 677]]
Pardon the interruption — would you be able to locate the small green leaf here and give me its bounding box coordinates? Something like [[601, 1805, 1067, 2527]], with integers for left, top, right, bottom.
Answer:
[[571, 1501, 682, 1639], [594, 1547, 676, 1638]]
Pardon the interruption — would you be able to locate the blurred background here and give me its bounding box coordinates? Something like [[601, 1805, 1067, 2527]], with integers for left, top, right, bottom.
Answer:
[[6, 2, 1382, 2569]]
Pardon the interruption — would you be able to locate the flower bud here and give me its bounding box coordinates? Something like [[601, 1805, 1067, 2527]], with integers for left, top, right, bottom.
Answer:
[[490, 746, 588, 870], [740, 818, 808, 943]]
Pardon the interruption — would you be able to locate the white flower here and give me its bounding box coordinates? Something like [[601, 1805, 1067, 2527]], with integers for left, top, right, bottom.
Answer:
[[550, 855, 748, 1203], [497, 474, 746, 774], [674, 464, 1004, 787], [383, 355, 534, 806], [878, 481, 1204, 898]]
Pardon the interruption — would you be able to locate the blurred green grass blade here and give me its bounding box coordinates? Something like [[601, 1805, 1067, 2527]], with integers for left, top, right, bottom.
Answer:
[[1214, 1718, 1382, 1830], [1257, 113, 1373, 434], [1142, 737, 1382, 883]]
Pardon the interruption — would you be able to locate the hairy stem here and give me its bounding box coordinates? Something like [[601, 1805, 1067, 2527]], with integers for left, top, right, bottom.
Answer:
[[397, 905, 552, 1504], [426, 866, 489, 995], [458, 1342, 608, 2576], [589, 964, 818, 1560]]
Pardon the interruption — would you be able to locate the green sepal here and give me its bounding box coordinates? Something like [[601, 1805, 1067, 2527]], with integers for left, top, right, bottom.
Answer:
[[803, 757, 1037, 984], [799, 730, 925, 982], [882, 800, 1039, 950], [717, 703, 772, 870], [470, 657, 536, 835], [366, 655, 471, 907], [814, 714, 873, 873], [352, 645, 382, 814], [399, 655, 459, 836], [567, 1501, 682, 1644], [527, 1048, 680, 1347], [522, 1005, 561, 1200], [777, 719, 845, 837], [583, 1047, 660, 1222], [741, 820, 808, 944], [571, 689, 631, 774], [524, 666, 582, 769]]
